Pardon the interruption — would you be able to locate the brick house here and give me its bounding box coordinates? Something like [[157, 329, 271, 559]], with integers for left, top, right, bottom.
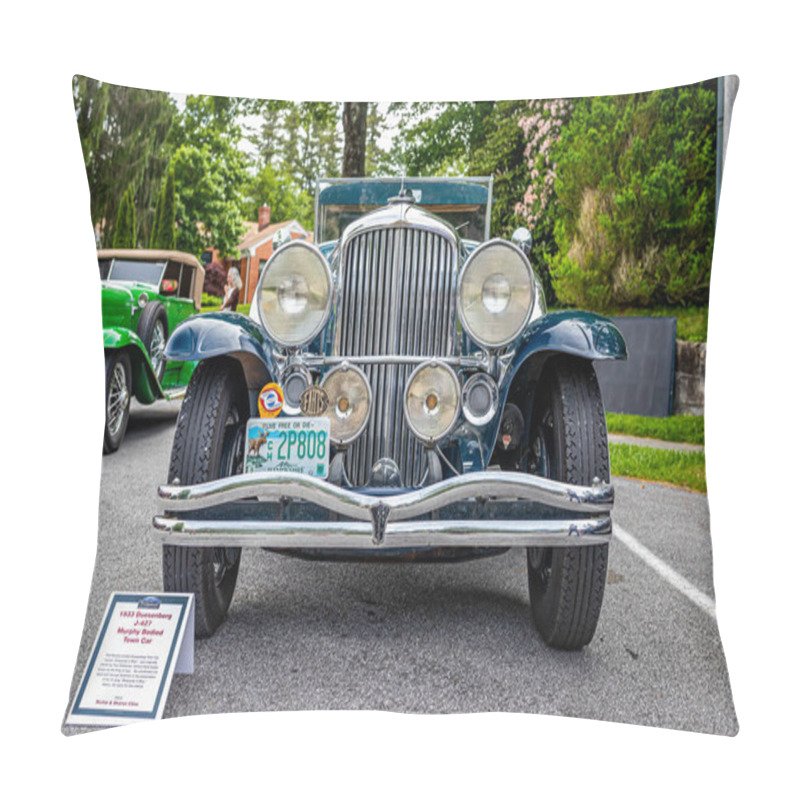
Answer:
[[236, 206, 312, 304], [201, 206, 312, 304]]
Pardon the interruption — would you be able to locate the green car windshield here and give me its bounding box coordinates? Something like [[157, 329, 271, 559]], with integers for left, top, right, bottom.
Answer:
[[315, 177, 493, 243], [102, 259, 166, 286]]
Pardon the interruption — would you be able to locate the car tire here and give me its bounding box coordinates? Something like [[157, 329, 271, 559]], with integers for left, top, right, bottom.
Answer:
[[137, 301, 169, 384], [103, 350, 132, 454], [526, 356, 610, 650], [162, 359, 248, 637]]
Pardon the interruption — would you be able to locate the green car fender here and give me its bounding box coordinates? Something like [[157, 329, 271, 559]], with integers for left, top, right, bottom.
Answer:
[[103, 326, 164, 404]]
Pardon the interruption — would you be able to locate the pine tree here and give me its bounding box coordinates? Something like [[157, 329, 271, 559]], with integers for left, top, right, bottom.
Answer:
[[159, 166, 176, 249], [150, 187, 163, 248], [113, 185, 137, 248]]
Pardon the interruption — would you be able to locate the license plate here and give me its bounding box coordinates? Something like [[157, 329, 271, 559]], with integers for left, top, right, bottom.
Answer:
[[244, 417, 330, 478]]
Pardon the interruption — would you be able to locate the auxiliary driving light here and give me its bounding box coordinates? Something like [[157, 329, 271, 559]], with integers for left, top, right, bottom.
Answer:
[[461, 372, 499, 427], [280, 364, 312, 415], [404, 362, 460, 444], [320, 364, 371, 445]]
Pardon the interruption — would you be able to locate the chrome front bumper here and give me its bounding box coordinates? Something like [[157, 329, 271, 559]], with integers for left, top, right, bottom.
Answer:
[[153, 471, 614, 549]]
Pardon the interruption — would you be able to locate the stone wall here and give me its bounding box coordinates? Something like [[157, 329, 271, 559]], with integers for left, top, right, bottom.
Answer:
[[673, 341, 706, 415]]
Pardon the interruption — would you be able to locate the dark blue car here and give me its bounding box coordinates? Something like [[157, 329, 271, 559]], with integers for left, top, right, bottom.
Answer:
[[154, 177, 627, 649]]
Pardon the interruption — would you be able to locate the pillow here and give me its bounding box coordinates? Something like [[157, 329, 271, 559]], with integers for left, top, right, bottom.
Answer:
[[65, 75, 738, 736]]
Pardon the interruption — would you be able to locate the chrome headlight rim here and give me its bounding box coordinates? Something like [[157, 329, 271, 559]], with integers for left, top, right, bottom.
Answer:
[[403, 360, 461, 445], [456, 238, 537, 350], [256, 240, 334, 349], [320, 363, 372, 446], [461, 372, 499, 427]]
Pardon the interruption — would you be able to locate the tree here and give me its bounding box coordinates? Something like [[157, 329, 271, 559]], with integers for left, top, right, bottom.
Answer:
[[171, 144, 246, 257], [112, 185, 137, 248], [342, 102, 368, 176], [546, 83, 717, 309], [72, 77, 176, 246], [151, 167, 176, 249], [243, 163, 313, 231], [168, 95, 250, 257]]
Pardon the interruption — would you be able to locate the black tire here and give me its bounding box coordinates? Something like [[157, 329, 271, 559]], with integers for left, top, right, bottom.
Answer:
[[162, 359, 248, 637], [103, 350, 132, 454], [526, 356, 610, 650], [137, 301, 168, 383]]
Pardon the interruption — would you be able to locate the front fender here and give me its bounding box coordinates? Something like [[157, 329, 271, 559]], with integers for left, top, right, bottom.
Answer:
[[504, 310, 627, 388], [103, 326, 164, 404], [166, 312, 277, 390]]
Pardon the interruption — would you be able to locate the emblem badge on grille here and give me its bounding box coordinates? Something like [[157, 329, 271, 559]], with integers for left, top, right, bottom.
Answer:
[[300, 385, 328, 416]]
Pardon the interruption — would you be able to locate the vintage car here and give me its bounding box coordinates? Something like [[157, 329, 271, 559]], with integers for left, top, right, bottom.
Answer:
[[99, 249, 204, 453], [153, 177, 627, 650]]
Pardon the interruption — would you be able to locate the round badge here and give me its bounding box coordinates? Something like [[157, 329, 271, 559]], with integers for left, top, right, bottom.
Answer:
[[258, 382, 284, 418], [300, 385, 329, 416]]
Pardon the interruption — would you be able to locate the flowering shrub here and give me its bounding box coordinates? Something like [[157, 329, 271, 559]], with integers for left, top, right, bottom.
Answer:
[[515, 98, 573, 227], [202, 260, 227, 297]]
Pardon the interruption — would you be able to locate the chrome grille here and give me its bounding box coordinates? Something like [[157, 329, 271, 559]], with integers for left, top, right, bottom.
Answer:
[[336, 226, 458, 486]]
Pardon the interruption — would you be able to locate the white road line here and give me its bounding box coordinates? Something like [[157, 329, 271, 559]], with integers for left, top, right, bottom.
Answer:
[[614, 524, 717, 619]]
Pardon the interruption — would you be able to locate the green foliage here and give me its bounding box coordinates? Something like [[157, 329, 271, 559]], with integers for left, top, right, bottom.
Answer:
[[606, 413, 705, 444], [171, 142, 246, 257], [607, 304, 709, 342], [150, 167, 176, 249], [112, 185, 136, 248], [609, 443, 706, 493], [73, 76, 176, 247], [547, 83, 717, 310], [243, 163, 313, 230], [386, 101, 531, 236], [248, 101, 342, 194]]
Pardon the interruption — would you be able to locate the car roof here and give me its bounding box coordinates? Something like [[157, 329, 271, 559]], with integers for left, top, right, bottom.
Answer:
[[98, 249, 205, 310], [97, 249, 203, 269]]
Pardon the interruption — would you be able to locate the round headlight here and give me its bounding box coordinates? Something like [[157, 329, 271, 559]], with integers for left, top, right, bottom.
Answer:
[[257, 241, 332, 347], [457, 239, 536, 348], [320, 364, 371, 445], [404, 362, 460, 444]]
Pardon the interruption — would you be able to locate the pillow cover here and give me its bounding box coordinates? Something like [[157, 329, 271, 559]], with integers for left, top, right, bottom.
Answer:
[[65, 76, 738, 736]]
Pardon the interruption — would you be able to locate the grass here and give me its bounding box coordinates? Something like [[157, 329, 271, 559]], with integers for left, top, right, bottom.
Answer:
[[551, 302, 709, 341], [605, 304, 708, 342], [606, 413, 704, 445], [199, 301, 251, 316], [609, 442, 706, 493]]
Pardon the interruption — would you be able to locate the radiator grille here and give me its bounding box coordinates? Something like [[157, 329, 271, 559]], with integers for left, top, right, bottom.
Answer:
[[336, 226, 457, 486]]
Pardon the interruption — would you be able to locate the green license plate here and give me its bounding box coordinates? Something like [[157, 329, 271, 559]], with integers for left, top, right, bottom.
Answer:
[[244, 417, 330, 478]]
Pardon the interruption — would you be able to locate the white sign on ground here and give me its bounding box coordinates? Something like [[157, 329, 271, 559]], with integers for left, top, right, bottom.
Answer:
[[67, 592, 194, 726]]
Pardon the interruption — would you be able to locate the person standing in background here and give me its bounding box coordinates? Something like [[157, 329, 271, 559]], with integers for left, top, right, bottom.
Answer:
[[221, 266, 242, 312]]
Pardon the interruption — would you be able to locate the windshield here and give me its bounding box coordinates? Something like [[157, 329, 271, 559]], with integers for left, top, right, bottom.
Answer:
[[316, 178, 492, 243], [104, 259, 166, 286]]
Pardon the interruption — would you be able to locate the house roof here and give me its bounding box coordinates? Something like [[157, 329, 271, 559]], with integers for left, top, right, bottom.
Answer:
[[238, 219, 310, 254]]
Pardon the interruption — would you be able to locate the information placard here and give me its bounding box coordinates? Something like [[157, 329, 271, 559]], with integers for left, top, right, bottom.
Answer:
[[67, 592, 194, 726]]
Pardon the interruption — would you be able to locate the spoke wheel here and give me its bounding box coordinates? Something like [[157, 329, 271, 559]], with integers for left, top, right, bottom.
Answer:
[[137, 301, 169, 384], [103, 351, 132, 454]]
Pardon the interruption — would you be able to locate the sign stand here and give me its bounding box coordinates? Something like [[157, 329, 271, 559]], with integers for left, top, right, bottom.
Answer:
[[67, 592, 194, 727]]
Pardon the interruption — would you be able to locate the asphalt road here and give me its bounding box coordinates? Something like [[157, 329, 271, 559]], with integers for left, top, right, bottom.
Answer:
[[64, 399, 737, 735]]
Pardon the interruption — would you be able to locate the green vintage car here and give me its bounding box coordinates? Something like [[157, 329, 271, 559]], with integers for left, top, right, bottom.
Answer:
[[99, 249, 205, 453]]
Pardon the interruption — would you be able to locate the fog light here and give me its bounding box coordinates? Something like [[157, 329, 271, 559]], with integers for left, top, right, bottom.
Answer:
[[281, 365, 311, 416], [404, 362, 460, 444], [462, 372, 499, 427], [320, 364, 371, 445]]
